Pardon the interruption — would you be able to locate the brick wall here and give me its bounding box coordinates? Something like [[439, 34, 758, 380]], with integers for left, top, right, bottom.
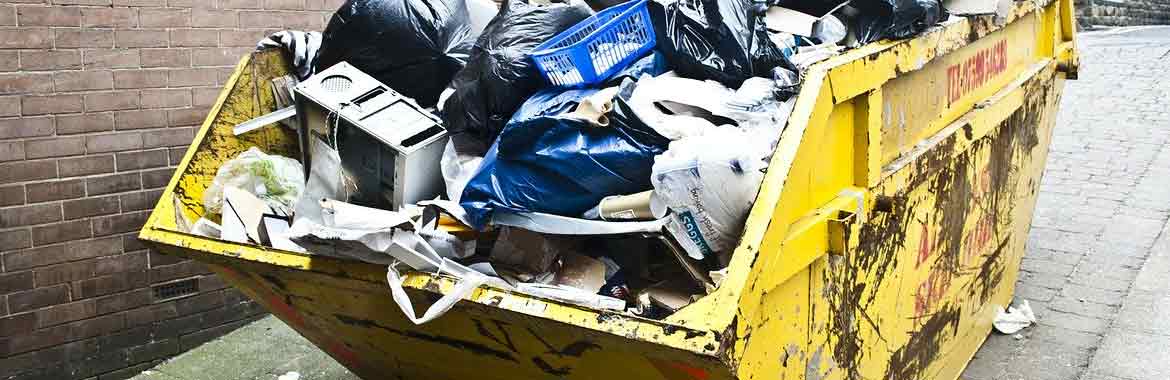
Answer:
[[0, 1, 338, 379], [1078, 0, 1170, 26]]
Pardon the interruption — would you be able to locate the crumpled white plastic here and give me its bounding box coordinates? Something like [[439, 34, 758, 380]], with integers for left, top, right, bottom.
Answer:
[[993, 300, 1037, 334], [203, 147, 304, 215], [651, 127, 772, 262]]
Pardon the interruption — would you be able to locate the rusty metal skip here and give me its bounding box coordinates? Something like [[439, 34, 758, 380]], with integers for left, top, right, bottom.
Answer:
[[139, 0, 1080, 378]]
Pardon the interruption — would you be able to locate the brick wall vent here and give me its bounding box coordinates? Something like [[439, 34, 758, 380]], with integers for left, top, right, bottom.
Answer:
[[152, 277, 200, 302]]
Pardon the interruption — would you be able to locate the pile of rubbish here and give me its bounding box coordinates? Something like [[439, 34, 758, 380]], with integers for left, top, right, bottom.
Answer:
[[202, 0, 999, 324]]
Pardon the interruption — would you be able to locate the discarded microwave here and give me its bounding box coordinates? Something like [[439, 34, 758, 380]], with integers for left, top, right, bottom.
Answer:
[[294, 62, 448, 210]]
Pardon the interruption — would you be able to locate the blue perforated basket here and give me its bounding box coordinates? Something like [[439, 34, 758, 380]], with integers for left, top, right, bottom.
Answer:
[[530, 0, 656, 88]]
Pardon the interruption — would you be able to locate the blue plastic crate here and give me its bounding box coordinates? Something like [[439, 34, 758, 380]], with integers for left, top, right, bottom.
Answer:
[[530, 0, 656, 88]]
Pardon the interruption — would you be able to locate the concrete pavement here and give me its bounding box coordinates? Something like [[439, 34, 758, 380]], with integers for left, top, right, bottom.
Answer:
[[129, 27, 1170, 380]]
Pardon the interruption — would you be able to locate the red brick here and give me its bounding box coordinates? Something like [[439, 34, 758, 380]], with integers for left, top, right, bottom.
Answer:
[[86, 131, 143, 153], [36, 299, 97, 327], [307, 0, 346, 10], [191, 8, 237, 28], [166, 107, 207, 126], [0, 27, 52, 49], [84, 90, 139, 112], [53, 70, 113, 92], [141, 167, 173, 188], [125, 302, 176, 327], [0, 141, 24, 162], [0, 5, 13, 26], [3, 240, 113, 270], [147, 250, 184, 267], [56, 0, 115, 4], [0, 202, 60, 228], [119, 189, 162, 211], [31, 219, 92, 245], [21, 94, 81, 115], [114, 29, 168, 48], [167, 147, 185, 165], [0, 313, 38, 337], [113, 69, 168, 89], [214, 66, 234, 85], [0, 51, 14, 73], [121, 232, 146, 251], [115, 149, 168, 171], [170, 28, 217, 47], [73, 271, 146, 300], [239, 10, 283, 28], [0, 185, 24, 206], [62, 196, 120, 220], [24, 136, 85, 159], [35, 258, 99, 285], [148, 260, 207, 282], [0, 96, 18, 117], [18, 50, 81, 71], [92, 210, 148, 236], [126, 338, 178, 364], [56, 113, 114, 135], [0, 73, 54, 95], [25, 178, 85, 202], [0, 271, 34, 293], [54, 28, 113, 48], [113, 109, 167, 129], [114, 0, 164, 5], [16, 6, 81, 26], [0, 229, 31, 251], [191, 87, 219, 107], [139, 88, 191, 109], [0, 159, 57, 184], [0, 323, 70, 357], [142, 127, 195, 148], [94, 251, 146, 275], [218, 29, 268, 47], [81, 7, 136, 27], [266, 0, 305, 9], [86, 172, 140, 195], [0, 116, 53, 139], [139, 7, 189, 27], [59, 155, 114, 177], [83, 48, 140, 69], [192, 47, 243, 67], [198, 274, 228, 292], [96, 288, 150, 314], [220, 0, 262, 8], [140, 48, 190, 68], [8, 284, 68, 313]]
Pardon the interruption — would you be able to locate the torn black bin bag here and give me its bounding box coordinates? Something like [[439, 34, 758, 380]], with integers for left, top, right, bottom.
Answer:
[[647, 0, 792, 89], [440, 0, 593, 156], [852, 0, 945, 44], [315, 0, 476, 108]]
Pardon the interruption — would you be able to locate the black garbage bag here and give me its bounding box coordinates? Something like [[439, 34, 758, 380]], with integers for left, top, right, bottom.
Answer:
[[441, 0, 593, 156], [648, 0, 791, 89], [459, 81, 671, 229], [316, 0, 476, 107], [852, 0, 945, 44]]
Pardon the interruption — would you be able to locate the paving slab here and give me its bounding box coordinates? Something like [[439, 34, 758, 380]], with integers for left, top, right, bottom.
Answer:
[[130, 316, 359, 380]]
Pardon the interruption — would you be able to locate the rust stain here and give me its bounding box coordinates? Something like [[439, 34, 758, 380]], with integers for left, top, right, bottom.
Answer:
[[884, 305, 961, 380]]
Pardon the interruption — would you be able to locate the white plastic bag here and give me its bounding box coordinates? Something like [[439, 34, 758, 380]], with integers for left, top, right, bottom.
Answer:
[[651, 128, 771, 262], [627, 73, 732, 140], [204, 147, 304, 215], [440, 140, 483, 203], [287, 199, 508, 324]]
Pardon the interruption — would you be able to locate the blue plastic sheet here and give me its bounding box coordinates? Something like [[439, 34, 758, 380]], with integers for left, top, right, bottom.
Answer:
[[459, 82, 671, 229]]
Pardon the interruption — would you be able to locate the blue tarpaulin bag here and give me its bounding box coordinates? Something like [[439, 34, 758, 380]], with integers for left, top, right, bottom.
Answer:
[[459, 81, 670, 229]]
